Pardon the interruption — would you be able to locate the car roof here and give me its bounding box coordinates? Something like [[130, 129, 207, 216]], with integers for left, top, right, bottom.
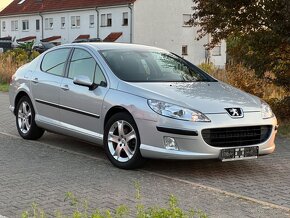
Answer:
[[59, 42, 166, 52]]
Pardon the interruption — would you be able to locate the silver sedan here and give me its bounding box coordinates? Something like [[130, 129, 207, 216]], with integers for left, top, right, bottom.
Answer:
[[9, 43, 278, 169]]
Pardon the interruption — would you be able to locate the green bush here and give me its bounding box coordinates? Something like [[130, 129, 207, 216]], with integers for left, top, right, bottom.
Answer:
[[4, 48, 39, 64], [269, 97, 290, 122], [0, 48, 39, 84], [198, 62, 216, 74]]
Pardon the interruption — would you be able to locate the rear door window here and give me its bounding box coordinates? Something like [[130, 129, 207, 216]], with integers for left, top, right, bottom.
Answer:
[[41, 48, 71, 76]]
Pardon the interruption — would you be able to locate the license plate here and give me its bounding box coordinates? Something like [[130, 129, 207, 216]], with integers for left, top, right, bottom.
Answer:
[[220, 146, 258, 162]]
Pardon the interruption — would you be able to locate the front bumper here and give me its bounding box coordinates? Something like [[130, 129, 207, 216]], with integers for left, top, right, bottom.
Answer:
[[136, 112, 277, 160]]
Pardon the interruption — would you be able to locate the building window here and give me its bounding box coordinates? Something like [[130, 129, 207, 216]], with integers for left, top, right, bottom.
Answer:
[[123, 12, 128, 26], [212, 45, 222, 56], [101, 14, 106, 26], [36, 19, 40, 31], [71, 16, 76, 28], [107, 14, 112, 26], [11, 20, 18, 31], [2, 21, 6, 31], [76, 16, 80, 27], [61, 17, 65, 29], [45, 18, 53, 30], [101, 14, 112, 27], [182, 45, 188, 56], [71, 16, 80, 28], [89, 15, 94, 28], [183, 14, 192, 26], [22, 20, 29, 31]]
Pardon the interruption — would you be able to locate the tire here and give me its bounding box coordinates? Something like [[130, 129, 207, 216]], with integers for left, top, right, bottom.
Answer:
[[15, 96, 45, 140], [104, 112, 145, 169]]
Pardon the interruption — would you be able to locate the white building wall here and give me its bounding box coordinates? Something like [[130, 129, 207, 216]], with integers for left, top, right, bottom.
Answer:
[[0, 15, 42, 43], [0, 0, 226, 67], [0, 6, 131, 45], [42, 10, 99, 44], [97, 6, 131, 43], [133, 0, 226, 67]]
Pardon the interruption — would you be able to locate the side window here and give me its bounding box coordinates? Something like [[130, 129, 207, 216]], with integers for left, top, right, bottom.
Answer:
[[68, 49, 106, 85], [95, 64, 106, 85], [68, 49, 96, 81], [41, 48, 71, 76]]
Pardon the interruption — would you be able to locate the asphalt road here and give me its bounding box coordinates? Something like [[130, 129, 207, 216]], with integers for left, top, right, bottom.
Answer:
[[0, 92, 289, 217]]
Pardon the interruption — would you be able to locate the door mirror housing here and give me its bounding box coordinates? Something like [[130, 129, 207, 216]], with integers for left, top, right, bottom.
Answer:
[[73, 75, 97, 90]]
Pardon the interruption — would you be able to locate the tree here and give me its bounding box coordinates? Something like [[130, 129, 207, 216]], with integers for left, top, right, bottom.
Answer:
[[190, 0, 290, 90]]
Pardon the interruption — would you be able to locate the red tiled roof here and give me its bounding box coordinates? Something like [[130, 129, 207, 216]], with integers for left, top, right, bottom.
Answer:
[[0, 0, 135, 16], [76, 34, 90, 40], [17, 36, 36, 42], [103, 32, 123, 42], [41, 35, 61, 42]]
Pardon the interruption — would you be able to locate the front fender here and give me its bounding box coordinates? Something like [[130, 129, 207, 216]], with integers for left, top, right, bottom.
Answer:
[[101, 89, 158, 133]]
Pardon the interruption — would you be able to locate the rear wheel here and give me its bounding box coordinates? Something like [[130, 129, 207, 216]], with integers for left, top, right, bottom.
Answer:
[[104, 112, 145, 169], [16, 96, 45, 140]]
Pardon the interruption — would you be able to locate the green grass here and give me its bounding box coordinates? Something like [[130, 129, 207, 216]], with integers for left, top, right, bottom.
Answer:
[[0, 83, 9, 92], [22, 190, 208, 218]]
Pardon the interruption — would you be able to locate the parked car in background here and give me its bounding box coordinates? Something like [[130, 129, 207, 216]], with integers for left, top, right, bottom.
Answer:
[[33, 42, 55, 53], [72, 38, 102, 43], [8, 43, 278, 169], [0, 36, 12, 52]]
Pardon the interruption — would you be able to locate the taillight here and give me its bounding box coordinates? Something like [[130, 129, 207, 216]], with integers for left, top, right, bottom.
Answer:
[[9, 74, 15, 84]]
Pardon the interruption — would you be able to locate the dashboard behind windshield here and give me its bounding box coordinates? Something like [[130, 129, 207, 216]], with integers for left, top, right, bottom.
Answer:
[[100, 49, 217, 82]]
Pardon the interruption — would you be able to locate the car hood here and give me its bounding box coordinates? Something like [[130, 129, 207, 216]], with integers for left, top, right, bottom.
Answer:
[[117, 81, 262, 113]]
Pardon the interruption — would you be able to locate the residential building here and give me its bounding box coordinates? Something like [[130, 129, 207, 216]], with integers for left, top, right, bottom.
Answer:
[[0, 0, 226, 67]]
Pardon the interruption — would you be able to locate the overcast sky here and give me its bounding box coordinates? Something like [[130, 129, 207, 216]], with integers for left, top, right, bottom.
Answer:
[[0, 0, 13, 11]]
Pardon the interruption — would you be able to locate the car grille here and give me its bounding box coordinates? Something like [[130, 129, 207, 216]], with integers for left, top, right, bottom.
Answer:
[[201, 125, 272, 147]]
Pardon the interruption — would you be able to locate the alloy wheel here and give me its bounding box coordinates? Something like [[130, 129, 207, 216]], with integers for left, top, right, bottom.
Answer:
[[17, 101, 32, 134], [107, 120, 137, 163]]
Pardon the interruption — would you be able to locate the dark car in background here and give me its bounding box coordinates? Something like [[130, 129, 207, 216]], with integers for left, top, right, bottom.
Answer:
[[72, 38, 102, 43], [0, 36, 13, 52], [33, 42, 55, 53]]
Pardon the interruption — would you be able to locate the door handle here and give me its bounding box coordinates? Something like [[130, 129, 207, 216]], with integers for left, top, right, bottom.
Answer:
[[32, 78, 39, 83], [61, 84, 69, 91]]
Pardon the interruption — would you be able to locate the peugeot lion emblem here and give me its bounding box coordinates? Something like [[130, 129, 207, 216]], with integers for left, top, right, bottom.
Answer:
[[225, 108, 244, 118]]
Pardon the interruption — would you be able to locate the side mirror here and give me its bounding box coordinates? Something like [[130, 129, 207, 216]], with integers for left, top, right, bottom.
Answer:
[[73, 75, 97, 90]]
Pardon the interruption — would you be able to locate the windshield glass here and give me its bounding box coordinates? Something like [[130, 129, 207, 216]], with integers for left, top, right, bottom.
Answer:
[[100, 49, 216, 82]]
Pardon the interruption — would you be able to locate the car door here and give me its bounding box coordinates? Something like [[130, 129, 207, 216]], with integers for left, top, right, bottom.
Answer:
[[31, 48, 71, 124], [59, 48, 109, 138]]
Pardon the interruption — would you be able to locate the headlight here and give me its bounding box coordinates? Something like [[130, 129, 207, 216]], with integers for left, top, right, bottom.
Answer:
[[261, 100, 274, 119], [148, 99, 211, 122]]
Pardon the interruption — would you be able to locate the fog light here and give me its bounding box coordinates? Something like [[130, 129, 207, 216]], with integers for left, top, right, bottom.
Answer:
[[164, 137, 178, 150]]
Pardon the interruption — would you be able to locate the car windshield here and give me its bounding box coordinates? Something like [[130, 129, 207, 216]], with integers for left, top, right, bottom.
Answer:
[[100, 49, 216, 82]]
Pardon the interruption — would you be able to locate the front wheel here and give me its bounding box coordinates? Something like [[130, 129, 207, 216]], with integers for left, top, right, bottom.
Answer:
[[104, 112, 145, 169], [15, 96, 45, 140]]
